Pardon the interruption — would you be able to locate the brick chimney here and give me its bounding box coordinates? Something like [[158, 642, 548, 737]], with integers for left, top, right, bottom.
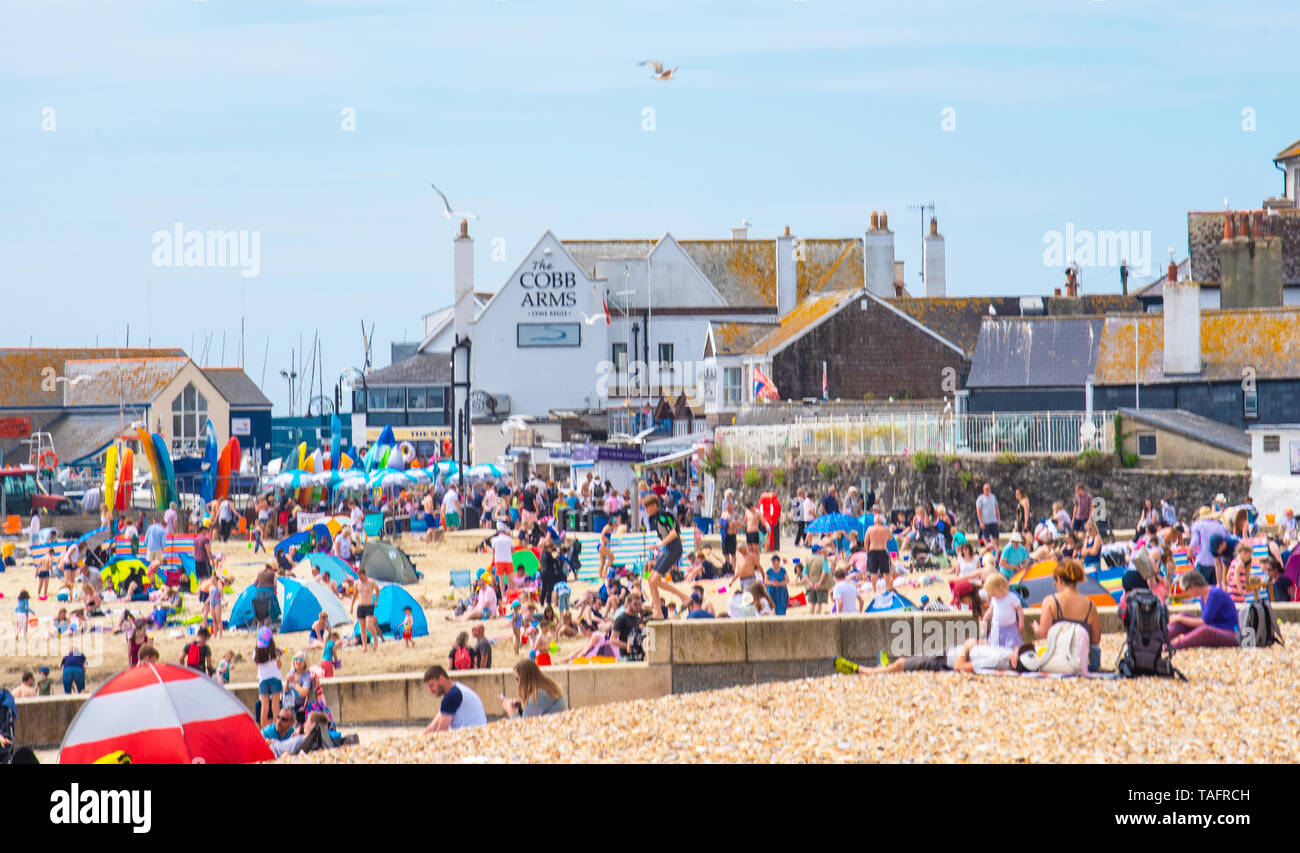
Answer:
[[1063, 267, 1079, 298], [1219, 208, 1283, 308]]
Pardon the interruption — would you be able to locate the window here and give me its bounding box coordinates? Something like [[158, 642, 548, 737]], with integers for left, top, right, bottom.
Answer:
[[407, 387, 426, 410], [386, 388, 405, 410], [517, 323, 581, 347], [612, 343, 628, 373], [352, 389, 366, 412], [658, 343, 675, 385], [427, 387, 446, 410], [1264, 435, 1280, 453], [170, 382, 208, 455], [1244, 386, 1259, 420], [367, 389, 385, 411], [723, 367, 743, 406], [1137, 433, 1157, 458]]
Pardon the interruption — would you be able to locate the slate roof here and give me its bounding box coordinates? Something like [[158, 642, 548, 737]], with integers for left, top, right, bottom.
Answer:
[[365, 352, 452, 386], [0, 348, 186, 409], [46, 412, 138, 465], [746, 289, 861, 356], [710, 322, 778, 357], [888, 294, 1139, 356], [202, 368, 272, 408], [62, 357, 189, 407], [561, 236, 863, 309], [1118, 408, 1250, 457], [966, 317, 1106, 388], [1093, 308, 1300, 385]]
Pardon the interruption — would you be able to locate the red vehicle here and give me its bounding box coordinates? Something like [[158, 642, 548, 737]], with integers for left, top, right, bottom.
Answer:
[[0, 464, 77, 516]]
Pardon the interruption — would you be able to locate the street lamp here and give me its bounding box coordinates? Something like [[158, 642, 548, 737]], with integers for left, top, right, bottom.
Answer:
[[279, 360, 298, 417], [887, 460, 897, 519], [451, 334, 471, 531]]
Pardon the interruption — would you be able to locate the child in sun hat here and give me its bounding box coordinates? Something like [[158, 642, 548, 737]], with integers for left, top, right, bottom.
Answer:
[[254, 625, 283, 728]]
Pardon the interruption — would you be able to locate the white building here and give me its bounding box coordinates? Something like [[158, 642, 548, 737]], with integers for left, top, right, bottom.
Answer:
[[414, 221, 885, 445]]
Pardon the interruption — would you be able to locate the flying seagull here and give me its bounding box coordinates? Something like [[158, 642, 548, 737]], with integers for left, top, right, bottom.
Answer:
[[578, 310, 604, 326], [430, 183, 478, 221], [638, 60, 678, 81]]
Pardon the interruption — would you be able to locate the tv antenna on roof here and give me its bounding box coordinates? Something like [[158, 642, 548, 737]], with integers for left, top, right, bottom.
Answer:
[[906, 201, 936, 286]]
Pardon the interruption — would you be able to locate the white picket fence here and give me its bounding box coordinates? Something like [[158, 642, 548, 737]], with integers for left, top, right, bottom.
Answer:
[[716, 411, 1115, 466]]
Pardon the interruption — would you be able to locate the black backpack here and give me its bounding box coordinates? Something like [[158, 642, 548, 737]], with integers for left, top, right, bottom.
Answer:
[[0, 689, 16, 764], [1241, 600, 1284, 648], [1117, 589, 1185, 679]]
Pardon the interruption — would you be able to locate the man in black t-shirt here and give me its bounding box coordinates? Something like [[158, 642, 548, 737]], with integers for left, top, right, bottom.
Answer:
[[611, 595, 645, 661], [643, 494, 689, 620]]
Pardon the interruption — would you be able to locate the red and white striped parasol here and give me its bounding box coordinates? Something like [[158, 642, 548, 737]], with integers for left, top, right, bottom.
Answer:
[[59, 663, 274, 764]]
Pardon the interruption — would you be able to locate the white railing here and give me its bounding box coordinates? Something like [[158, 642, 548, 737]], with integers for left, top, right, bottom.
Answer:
[[716, 411, 1115, 467]]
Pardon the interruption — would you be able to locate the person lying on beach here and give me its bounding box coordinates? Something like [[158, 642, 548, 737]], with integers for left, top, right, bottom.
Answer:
[[560, 622, 619, 663], [838, 638, 1039, 675]]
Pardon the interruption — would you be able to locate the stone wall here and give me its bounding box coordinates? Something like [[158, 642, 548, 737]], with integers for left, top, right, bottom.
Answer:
[[716, 455, 1251, 530]]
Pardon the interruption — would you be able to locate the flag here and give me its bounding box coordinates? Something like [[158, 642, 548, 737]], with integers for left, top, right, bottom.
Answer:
[[822, 361, 828, 401], [602, 297, 611, 325], [753, 365, 779, 401]]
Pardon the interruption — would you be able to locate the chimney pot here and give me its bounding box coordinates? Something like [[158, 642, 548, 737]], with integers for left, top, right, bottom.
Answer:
[[880, 211, 889, 231], [784, 225, 790, 237], [870, 211, 879, 231], [1054, 287, 1062, 297], [1167, 258, 1177, 282], [1224, 210, 1235, 241], [459, 218, 468, 238], [929, 217, 938, 236]]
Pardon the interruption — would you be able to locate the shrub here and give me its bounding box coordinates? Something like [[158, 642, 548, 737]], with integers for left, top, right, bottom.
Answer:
[[1121, 453, 1139, 469], [700, 444, 724, 478], [772, 467, 787, 487], [742, 468, 762, 489], [1076, 449, 1112, 473], [994, 451, 1020, 467], [911, 451, 936, 473], [958, 469, 975, 491], [941, 453, 958, 467], [817, 460, 840, 482]]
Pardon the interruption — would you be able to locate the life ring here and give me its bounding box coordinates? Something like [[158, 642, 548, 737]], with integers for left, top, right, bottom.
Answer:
[[441, 439, 453, 458], [38, 450, 59, 470]]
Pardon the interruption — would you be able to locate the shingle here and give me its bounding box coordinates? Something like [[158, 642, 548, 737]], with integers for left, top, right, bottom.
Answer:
[[711, 322, 778, 356], [62, 357, 188, 407]]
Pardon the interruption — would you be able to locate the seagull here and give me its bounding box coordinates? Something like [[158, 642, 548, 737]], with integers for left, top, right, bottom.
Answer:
[[638, 60, 678, 81], [988, 305, 996, 316], [578, 310, 604, 326], [55, 374, 91, 386], [430, 183, 478, 221], [500, 417, 529, 436]]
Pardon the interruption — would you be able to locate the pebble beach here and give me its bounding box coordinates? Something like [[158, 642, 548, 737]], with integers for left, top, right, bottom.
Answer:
[[292, 636, 1300, 764]]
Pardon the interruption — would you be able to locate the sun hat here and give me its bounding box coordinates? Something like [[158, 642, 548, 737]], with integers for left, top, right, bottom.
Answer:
[[1010, 531, 1024, 543], [256, 626, 273, 649]]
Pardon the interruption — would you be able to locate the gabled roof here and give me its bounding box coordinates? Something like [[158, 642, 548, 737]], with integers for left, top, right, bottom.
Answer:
[[966, 317, 1106, 389], [1094, 308, 1300, 385], [0, 348, 186, 409], [1118, 408, 1250, 457], [745, 289, 861, 357], [709, 321, 778, 357], [365, 352, 452, 386], [63, 357, 189, 407], [561, 235, 864, 309], [202, 368, 272, 408], [1276, 138, 1300, 162]]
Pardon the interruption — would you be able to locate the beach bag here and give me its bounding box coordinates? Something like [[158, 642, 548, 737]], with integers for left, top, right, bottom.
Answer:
[[451, 645, 473, 671], [1117, 589, 1183, 679], [1241, 600, 1283, 648], [1037, 621, 1090, 675], [184, 642, 204, 669]]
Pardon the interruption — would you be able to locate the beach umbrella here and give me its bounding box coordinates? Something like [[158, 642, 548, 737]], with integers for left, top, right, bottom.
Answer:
[[465, 463, 504, 482], [805, 512, 863, 536], [59, 663, 273, 764], [368, 469, 412, 490], [268, 470, 309, 489], [432, 460, 460, 477], [403, 468, 432, 484]]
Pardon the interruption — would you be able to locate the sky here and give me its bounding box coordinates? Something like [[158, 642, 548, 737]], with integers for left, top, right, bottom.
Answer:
[[3, 0, 1296, 415]]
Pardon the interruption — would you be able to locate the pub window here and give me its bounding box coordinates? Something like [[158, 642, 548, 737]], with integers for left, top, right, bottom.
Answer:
[[427, 387, 446, 410], [407, 387, 427, 410], [1137, 433, 1157, 458], [723, 367, 743, 406], [1264, 435, 1281, 453]]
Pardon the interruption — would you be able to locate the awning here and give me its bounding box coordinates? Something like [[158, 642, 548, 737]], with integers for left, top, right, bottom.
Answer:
[[640, 447, 695, 468]]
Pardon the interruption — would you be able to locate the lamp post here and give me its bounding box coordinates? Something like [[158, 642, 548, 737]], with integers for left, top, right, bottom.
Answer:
[[887, 460, 897, 520], [451, 335, 471, 531]]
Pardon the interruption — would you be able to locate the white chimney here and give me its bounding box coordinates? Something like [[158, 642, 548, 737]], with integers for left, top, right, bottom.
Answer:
[[1162, 259, 1201, 375], [731, 222, 749, 241], [894, 260, 905, 287], [864, 210, 895, 298], [775, 225, 797, 318], [453, 219, 474, 341], [923, 216, 946, 298]]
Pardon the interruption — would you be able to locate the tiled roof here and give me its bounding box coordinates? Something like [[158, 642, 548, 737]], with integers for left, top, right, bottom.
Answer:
[[966, 317, 1106, 388], [562, 236, 863, 309], [63, 357, 189, 406], [711, 322, 777, 356], [0, 348, 186, 409], [366, 352, 452, 385], [202, 368, 272, 408], [1277, 138, 1300, 161], [889, 294, 1140, 356], [746, 289, 860, 356], [1117, 408, 1250, 457], [1093, 308, 1300, 385]]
